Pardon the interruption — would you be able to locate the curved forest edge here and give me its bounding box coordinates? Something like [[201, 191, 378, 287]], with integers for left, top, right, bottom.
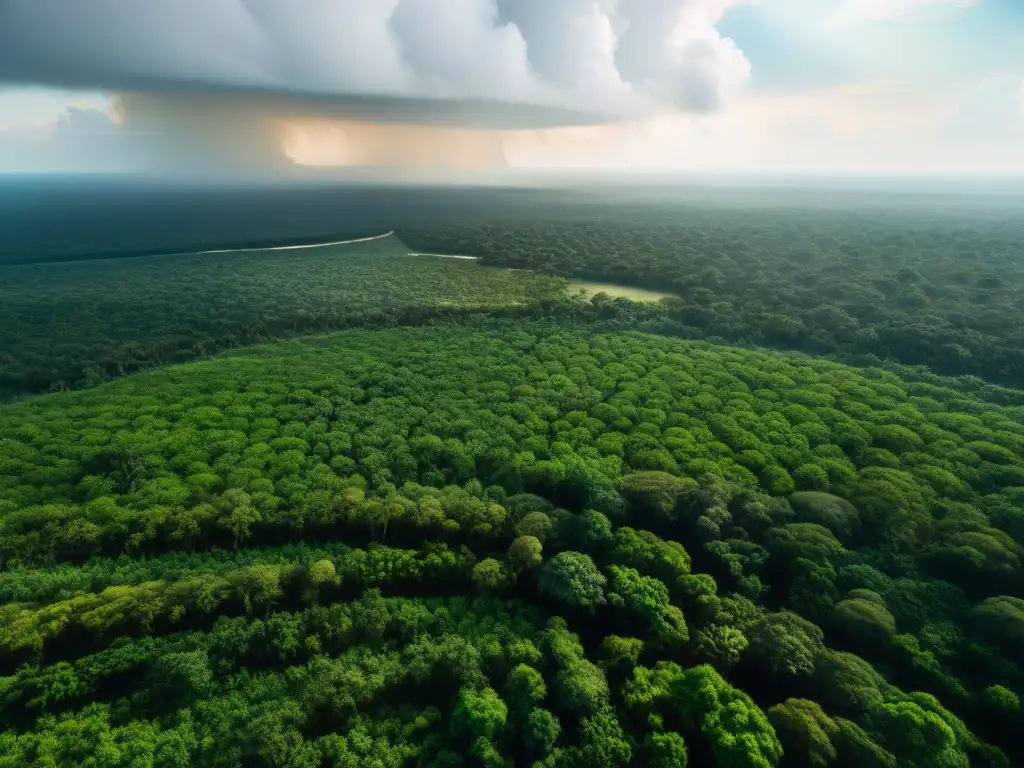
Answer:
[[4, 198, 1024, 402], [0, 320, 1022, 766], [0, 235, 568, 400]]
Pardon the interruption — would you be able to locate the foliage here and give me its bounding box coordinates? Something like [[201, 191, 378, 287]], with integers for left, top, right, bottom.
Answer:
[[0, 236, 565, 398], [402, 198, 1024, 387], [538, 552, 607, 609], [767, 698, 838, 768], [746, 610, 825, 677], [0, 316, 1022, 765]]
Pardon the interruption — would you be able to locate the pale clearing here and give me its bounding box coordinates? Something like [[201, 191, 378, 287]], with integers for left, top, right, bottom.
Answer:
[[568, 279, 673, 302]]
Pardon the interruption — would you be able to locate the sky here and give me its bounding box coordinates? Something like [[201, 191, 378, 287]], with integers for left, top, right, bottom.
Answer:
[[0, 0, 1021, 175]]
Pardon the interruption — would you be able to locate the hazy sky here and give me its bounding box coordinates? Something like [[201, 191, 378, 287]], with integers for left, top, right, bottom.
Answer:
[[0, 0, 1021, 174]]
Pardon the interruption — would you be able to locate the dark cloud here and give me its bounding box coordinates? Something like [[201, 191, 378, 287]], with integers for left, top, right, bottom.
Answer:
[[0, 1, 755, 173], [0, 0, 752, 127]]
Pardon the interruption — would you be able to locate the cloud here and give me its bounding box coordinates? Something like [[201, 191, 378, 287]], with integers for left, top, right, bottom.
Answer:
[[55, 106, 119, 137], [0, 96, 512, 175], [282, 120, 508, 170], [834, 0, 980, 25], [0, 106, 148, 172], [0, 0, 753, 128], [506, 75, 1024, 175], [946, 72, 1024, 139]]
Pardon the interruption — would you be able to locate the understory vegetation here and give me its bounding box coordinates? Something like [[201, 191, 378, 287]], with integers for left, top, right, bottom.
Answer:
[[1, 321, 1022, 767]]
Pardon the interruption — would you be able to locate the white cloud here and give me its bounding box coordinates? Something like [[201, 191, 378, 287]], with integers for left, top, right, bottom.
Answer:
[[506, 77, 1024, 174], [5, 75, 1023, 175], [0, 0, 762, 172], [0, 88, 111, 129], [4, 2, 1018, 176]]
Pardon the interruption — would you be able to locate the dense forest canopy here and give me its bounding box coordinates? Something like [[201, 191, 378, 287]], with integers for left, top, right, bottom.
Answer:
[[1, 183, 1023, 766], [4, 187, 1023, 401], [401, 199, 1024, 387], [0, 320, 1022, 766], [0, 236, 566, 398]]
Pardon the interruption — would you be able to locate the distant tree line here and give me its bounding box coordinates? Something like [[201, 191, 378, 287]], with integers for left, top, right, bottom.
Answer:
[[401, 201, 1024, 387]]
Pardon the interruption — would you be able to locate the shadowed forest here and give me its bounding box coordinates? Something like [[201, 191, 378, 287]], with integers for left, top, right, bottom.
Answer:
[[0, 181, 1022, 767]]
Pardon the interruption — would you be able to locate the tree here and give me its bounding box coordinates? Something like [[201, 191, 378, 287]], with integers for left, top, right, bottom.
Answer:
[[574, 706, 632, 767], [524, 707, 560, 757], [869, 699, 969, 768], [230, 564, 283, 617], [831, 717, 897, 768], [761, 464, 796, 496], [567, 509, 615, 554], [832, 598, 896, 647], [693, 624, 748, 669], [150, 650, 213, 705], [793, 464, 830, 492], [308, 559, 337, 586], [613, 527, 691, 584], [676, 573, 722, 624], [971, 595, 1024, 653], [537, 552, 607, 609], [624, 663, 781, 768], [746, 611, 825, 677], [556, 660, 610, 713], [473, 558, 509, 591], [982, 684, 1020, 714], [515, 510, 554, 541], [453, 687, 508, 739], [618, 471, 697, 522], [452, 686, 508, 764], [673, 664, 783, 768], [766, 524, 846, 567], [767, 698, 838, 768], [788, 492, 860, 542], [507, 535, 543, 574], [505, 664, 546, 712], [813, 651, 889, 717], [788, 559, 840, 622], [645, 731, 688, 768], [606, 565, 688, 647], [600, 635, 644, 670]]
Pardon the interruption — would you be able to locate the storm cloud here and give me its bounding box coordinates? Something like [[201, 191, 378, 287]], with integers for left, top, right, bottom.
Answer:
[[0, 1, 755, 173], [0, 0, 752, 126]]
